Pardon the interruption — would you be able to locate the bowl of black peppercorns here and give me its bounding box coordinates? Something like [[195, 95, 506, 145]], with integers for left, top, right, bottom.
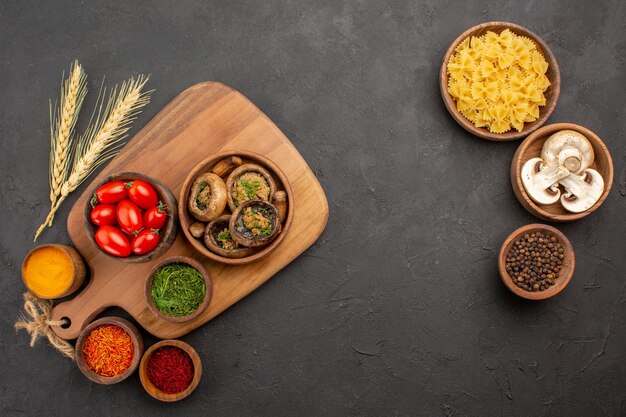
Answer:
[[498, 224, 575, 300]]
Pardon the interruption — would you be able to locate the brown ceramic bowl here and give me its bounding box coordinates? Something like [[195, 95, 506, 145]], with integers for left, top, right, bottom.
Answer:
[[83, 172, 179, 263], [75, 317, 143, 384], [440, 21, 560, 141], [139, 339, 202, 402], [511, 123, 614, 222], [498, 224, 575, 300], [21, 244, 86, 299], [179, 151, 294, 265], [145, 256, 212, 323]]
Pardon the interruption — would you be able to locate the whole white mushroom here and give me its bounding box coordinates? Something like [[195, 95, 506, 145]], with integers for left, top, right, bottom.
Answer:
[[541, 130, 595, 174]]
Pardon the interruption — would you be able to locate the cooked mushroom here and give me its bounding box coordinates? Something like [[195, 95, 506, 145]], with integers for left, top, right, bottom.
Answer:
[[229, 200, 281, 247], [559, 169, 604, 213], [188, 173, 228, 222], [521, 157, 570, 205], [212, 156, 243, 177], [272, 191, 287, 224], [189, 222, 206, 238], [541, 130, 594, 174], [226, 164, 276, 212], [204, 215, 254, 258]]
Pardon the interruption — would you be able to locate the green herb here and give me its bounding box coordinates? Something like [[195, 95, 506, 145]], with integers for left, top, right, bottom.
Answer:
[[240, 180, 260, 199], [195, 183, 208, 209], [151, 263, 205, 317], [260, 226, 272, 236], [217, 230, 231, 242]]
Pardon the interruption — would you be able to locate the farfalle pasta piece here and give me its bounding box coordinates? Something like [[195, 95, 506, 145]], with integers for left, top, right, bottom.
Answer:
[[469, 36, 486, 53], [510, 117, 525, 132], [488, 105, 511, 133], [456, 95, 474, 112], [498, 29, 514, 48], [535, 74, 551, 90], [448, 79, 471, 99], [500, 89, 518, 106], [483, 43, 503, 61], [473, 98, 488, 110], [480, 60, 498, 79], [516, 49, 532, 70], [447, 51, 475, 81], [461, 109, 477, 123], [474, 112, 491, 128], [446, 29, 550, 134], [531, 51, 549, 75], [510, 102, 529, 123], [507, 65, 525, 80], [498, 51, 516, 69], [526, 86, 545, 104], [520, 36, 537, 51], [455, 37, 470, 53], [524, 103, 540, 122], [471, 80, 499, 102], [484, 31, 500, 45], [510, 37, 526, 55]]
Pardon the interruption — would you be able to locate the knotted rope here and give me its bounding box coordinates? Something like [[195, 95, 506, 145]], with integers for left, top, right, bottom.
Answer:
[[15, 292, 75, 360]]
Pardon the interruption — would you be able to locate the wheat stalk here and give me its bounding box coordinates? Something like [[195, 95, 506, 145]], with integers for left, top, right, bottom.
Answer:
[[46, 61, 87, 225], [34, 75, 153, 240]]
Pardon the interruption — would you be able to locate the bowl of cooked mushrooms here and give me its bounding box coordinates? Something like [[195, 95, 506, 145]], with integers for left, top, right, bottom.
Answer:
[[179, 151, 293, 265], [511, 123, 613, 222]]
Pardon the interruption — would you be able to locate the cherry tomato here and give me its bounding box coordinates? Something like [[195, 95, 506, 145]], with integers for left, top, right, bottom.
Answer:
[[116, 200, 143, 234], [90, 203, 117, 226], [143, 201, 168, 229], [131, 229, 160, 255], [126, 180, 158, 209], [95, 181, 128, 204], [95, 225, 131, 257]]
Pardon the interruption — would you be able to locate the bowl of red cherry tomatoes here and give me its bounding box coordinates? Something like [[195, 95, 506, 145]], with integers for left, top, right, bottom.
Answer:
[[84, 173, 178, 263]]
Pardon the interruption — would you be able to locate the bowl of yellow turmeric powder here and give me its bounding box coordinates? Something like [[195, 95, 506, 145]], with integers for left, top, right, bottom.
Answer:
[[21, 244, 86, 299]]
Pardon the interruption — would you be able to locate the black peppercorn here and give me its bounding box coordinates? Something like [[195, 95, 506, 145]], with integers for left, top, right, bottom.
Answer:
[[505, 231, 564, 292]]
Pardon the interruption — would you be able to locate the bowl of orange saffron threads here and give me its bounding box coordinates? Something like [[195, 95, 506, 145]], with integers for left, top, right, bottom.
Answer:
[[75, 317, 143, 384], [139, 339, 202, 402]]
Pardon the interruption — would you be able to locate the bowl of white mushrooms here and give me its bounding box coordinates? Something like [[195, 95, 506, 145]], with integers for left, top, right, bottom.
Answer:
[[511, 123, 614, 222]]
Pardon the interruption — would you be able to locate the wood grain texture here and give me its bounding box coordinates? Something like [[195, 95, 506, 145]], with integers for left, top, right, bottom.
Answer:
[[498, 224, 575, 300], [50, 82, 329, 340], [439, 21, 561, 141], [511, 123, 613, 221]]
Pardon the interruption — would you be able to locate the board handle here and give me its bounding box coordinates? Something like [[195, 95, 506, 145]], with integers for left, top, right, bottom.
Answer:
[[50, 270, 114, 340]]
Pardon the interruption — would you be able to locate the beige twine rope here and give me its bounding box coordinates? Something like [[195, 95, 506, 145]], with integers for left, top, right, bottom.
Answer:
[[15, 292, 75, 360]]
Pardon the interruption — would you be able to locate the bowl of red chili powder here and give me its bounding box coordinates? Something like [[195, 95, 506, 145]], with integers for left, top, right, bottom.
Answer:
[[75, 317, 143, 384], [139, 339, 202, 401]]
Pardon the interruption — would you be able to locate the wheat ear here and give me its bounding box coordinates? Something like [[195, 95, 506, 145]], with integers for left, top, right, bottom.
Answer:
[[34, 75, 152, 241], [43, 61, 88, 229]]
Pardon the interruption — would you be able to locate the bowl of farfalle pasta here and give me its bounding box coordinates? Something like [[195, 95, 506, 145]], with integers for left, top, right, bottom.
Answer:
[[440, 22, 560, 141]]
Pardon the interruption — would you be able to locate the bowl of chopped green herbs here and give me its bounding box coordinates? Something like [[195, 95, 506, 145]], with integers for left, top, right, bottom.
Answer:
[[145, 256, 212, 323]]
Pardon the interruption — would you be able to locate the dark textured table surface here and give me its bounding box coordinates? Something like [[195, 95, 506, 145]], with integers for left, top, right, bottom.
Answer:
[[1, 1, 625, 416]]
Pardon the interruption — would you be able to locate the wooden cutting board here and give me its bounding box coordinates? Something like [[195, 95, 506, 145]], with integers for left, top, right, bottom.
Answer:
[[51, 82, 329, 340]]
